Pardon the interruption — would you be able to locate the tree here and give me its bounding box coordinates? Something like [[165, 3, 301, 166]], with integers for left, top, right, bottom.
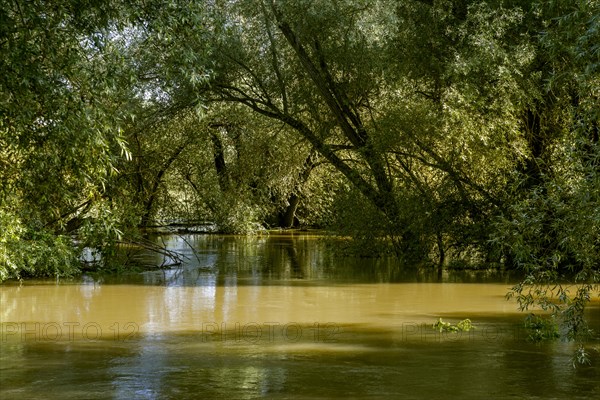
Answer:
[[0, 0, 137, 279], [161, 0, 529, 261], [491, 0, 600, 356]]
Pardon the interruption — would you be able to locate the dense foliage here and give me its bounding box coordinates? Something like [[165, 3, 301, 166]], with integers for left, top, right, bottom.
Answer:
[[1, 0, 598, 356]]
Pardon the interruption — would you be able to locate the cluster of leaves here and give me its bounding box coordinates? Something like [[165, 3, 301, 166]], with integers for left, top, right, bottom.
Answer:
[[0, 210, 79, 280], [0, 0, 141, 280], [522, 314, 596, 367], [432, 318, 475, 333], [523, 314, 560, 342]]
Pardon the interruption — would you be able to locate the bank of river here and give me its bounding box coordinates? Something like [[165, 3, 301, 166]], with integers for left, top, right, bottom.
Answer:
[[1, 234, 598, 399]]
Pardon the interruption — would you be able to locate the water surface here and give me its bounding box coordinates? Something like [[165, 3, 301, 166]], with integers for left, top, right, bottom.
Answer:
[[1, 234, 599, 399]]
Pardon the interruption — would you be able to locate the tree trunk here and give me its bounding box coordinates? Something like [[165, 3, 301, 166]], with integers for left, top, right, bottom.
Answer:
[[141, 139, 190, 227], [278, 193, 300, 228], [210, 131, 229, 192], [271, 11, 402, 226], [276, 151, 317, 228]]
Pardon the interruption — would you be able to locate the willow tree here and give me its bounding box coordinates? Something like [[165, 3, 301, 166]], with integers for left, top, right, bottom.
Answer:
[[204, 0, 404, 236], [0, 0, 143, 279], [491, 0, 600, 354], [159, 0, 527, 259]]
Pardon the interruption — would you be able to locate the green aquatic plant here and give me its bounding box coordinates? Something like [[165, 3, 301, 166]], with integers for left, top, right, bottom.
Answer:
[[433, 318, 475, 333]]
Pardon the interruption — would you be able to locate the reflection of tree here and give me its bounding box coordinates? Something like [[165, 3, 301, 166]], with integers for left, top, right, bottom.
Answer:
[[130, 234, 525, 286], [285, 243, 303, 279], [276, 236, 304, 279]]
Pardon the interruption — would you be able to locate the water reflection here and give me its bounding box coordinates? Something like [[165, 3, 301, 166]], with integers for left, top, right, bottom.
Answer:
[[1, 233, 598, 399], [99, 233, 519, 287]]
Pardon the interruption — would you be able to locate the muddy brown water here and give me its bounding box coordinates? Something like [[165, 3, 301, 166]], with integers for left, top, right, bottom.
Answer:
[[1, 234, 599, 399]]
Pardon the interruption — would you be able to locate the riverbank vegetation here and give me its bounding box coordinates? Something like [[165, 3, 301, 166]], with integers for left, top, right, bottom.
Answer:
[[1, 0, 598, 352]]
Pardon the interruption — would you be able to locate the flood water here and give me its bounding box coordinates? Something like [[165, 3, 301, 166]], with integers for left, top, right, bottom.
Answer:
[[1, 233, 599, 399]]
